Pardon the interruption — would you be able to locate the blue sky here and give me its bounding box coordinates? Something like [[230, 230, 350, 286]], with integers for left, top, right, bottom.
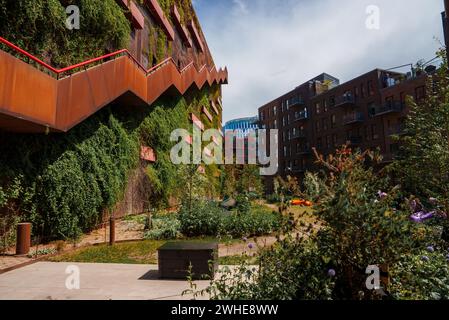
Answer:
[[193, 0, 445, 123]]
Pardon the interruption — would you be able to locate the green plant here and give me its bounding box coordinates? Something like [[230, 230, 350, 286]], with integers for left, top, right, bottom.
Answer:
[[144, 214, 181, 240], [390, 49, 449, 240], [179, 200, 224, 237], [390, 249, 449, 300]]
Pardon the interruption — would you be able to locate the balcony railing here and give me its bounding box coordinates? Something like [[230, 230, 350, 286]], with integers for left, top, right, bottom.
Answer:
[[335, 94, 356, 107], [387, 124, 406, 136], [374, 101, 403, 116], [294, 110, 308, 121], [288, 96, 305, 108], [292, 131, 307, 139], [297, 148, 311, 155], [344, 112, 364, 125], [347, 136, 363, 145]]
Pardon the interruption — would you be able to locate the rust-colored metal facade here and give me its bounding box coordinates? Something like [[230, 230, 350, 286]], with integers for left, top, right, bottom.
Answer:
[[0, 0, 228, 133]]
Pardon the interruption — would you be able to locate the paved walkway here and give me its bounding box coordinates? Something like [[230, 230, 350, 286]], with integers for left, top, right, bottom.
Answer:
[[0, 262, 211, 300]]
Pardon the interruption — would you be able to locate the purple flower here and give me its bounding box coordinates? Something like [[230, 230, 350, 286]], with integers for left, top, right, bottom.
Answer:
[[427, 246, 435, 253], [327, 269, 336, 277], [410, 211, 434, 223], [421, 256, 430, 262], [248, 243, 254, 249], [242, 237, 248, 242], [378, 191, 388, 199]]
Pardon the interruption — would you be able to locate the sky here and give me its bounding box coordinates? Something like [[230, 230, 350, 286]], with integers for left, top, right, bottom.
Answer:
[[192, 0, 445, 123]]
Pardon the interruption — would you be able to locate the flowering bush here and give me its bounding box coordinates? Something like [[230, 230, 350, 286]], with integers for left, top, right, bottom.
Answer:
[[199, 146, 449, 300]]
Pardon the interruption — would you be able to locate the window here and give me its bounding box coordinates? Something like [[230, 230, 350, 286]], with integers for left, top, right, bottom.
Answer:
[[368, 80, 374, 96], [330, 96, 336, 107], [316, 120, 321, 133], [317, 137, 323, 149], [332, 134, 338, 147], [371, 124, 378, 140], [324, 99, 328, 112], [322, 118, 328, 131], [326, 135, 331, 149], [365, 126, 370, 141], [400, 92, 406, 107], [361, 83, 366, 98], [273, 120, 277, 129], [368, 102, 376, 117], [273, 106, 277, 116], [331, 114, 336, 128], [284, 146, 287, 157], [415, 86, 425, 101], [315, 102, 321, 114], [385, 96, 394, 107], [354, 86, 359, 98]]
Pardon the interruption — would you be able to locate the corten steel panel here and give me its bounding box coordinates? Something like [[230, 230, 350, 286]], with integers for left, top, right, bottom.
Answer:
[[146, 0, 175, 41], [0, 51, 57, 126], [1, 48, 228, 132], [188, 21, 204, 53], [172, 4, 192, 48]]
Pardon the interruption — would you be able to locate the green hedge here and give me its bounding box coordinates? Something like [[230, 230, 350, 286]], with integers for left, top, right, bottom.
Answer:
[[178, 200, 283, 238]]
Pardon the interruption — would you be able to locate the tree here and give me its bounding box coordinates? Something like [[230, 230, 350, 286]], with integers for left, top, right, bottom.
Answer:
[[391, 49, 449, 239]]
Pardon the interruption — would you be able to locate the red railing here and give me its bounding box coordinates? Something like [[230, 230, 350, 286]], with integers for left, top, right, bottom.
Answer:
[[0, 36, 215, 79]]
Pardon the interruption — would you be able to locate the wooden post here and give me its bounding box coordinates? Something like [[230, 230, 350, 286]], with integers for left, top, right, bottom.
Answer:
[[109, 217, 115, 246], [16, 223, 31, 255]]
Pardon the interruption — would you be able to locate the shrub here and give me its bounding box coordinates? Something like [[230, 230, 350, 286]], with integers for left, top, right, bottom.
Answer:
[[390, 249, 449, 300], [178, 200, 282, 238], [179, 200, 224, 237], [144, 214, 181, 240], [220, 206, 282, 238]]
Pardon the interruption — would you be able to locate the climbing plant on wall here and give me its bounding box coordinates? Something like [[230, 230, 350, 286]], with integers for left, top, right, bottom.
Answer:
[[0, 0, 130, 67]]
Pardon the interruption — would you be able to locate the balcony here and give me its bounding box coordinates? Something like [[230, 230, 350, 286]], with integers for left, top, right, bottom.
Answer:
[[287, 96, 305, 108], [387, 124, 406, 136], [190, 113, 204, 131], [335, 94, 356, 107], [374, 101, 403, 116], [291, 167, 306, 173], [344, 112, 364, 125], [294, 110, 308, 122], [188, 20, 204, 52], [117, 0, 145, 29], [145, 0, 175, 41], [140, 146, 156, 162], [297, 148, 311, 155], [202, 106, 213, 122], [347, 136, 363, 145], [171, 4, 192, 48], [292, 131, 307, 139]]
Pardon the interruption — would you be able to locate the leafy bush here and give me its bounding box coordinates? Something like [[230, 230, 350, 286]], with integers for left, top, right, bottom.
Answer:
[[198, 237, 335, 300], [179, 200, 224, 237], [199, 146, 441, 300], [144, 214, 181, 240], [178, 200, 282, 238], [220, 206, 282, 238], [390, 249, 449, 300]]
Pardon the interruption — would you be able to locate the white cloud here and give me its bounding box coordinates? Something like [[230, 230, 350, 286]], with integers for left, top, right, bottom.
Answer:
[[196, 0, 445, 123]]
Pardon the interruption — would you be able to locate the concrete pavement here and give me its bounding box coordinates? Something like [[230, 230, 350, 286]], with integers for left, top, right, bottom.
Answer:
[[0, 262, 211, 300]]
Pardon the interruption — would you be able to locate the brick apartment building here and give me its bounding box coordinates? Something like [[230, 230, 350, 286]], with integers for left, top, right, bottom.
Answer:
[[258, 67, 430, 186]]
